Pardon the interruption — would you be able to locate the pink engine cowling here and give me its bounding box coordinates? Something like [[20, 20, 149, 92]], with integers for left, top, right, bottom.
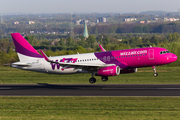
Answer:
[[96, 66, 120, 76]]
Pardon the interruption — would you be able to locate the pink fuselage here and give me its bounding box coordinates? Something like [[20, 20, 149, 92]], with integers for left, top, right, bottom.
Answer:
[[94, 47, 177, 69]]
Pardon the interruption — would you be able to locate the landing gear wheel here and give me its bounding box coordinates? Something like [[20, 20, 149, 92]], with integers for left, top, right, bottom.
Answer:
[[154, 73, 158, 77], [101, 76, 108, 82], [152, 66, 158, 77], [89, 77, 96, 83]]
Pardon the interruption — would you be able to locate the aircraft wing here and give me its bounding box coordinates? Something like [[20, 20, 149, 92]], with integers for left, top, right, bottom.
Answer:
[[40, 50, 115, 71]]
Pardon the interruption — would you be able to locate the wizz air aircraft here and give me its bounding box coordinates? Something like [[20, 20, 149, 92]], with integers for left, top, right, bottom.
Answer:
[[11, 33, 178, 83]]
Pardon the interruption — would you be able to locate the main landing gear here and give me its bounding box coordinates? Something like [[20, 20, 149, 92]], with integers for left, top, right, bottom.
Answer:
[[89, 72, 96, 83], [152, 66, 158, 77], [89, 73, 109, 83], [101, 76, 108, 82]]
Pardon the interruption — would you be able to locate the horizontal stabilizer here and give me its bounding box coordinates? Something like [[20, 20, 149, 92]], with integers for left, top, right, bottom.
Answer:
[[11, 62, 31, 68]]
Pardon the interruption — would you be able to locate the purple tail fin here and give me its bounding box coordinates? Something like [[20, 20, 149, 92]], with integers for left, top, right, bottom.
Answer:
[[11, 33, 43, 61]]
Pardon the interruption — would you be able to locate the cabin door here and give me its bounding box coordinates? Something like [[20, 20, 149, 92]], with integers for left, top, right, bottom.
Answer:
[[149, 49, 154, 60]]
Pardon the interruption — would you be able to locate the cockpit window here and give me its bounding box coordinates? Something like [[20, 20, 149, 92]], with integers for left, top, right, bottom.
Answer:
[[160, 51, 170, 54]]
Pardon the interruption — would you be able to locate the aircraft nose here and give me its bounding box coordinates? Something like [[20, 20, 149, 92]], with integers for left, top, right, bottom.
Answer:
[[171, 54, 178, 62]]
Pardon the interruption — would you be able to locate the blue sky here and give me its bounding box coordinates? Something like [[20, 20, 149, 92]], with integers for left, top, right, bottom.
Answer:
[[0, 0, 180, 14]]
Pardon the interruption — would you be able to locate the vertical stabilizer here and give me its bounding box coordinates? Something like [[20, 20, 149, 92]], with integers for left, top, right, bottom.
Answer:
[[11, 33, 43, 61]]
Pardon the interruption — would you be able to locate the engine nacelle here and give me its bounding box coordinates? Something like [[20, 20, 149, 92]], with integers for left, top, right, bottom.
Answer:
[[121, 68, 138, 74], [95, 66, 120, 76]]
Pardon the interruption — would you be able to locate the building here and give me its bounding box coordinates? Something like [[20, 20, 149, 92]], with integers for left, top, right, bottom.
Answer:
[[27, 21, 35, 24], [164, 18, 179, 22], [139, 21, 145, 24], [75, 19, 82, 25], [30, 31, 34, 34], [124, 18, 137, 22], [13, 21, 19, 25], [83, 21, 89, 39], [139, 21, 151, 24], [146, 21, 151, 23], [154, 18, 158, 21], [98, 17, 107, 23], [75, 19, 89, 25], [95, 19, 99, 23]]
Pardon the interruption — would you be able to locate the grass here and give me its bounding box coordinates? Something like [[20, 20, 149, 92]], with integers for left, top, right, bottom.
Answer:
[[0, 66, 180, 84], [0, 97, 179, 120], [0, 67, 180, 119]]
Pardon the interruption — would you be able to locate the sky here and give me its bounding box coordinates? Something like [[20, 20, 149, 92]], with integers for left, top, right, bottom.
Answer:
[[0, 0, 180, 14]]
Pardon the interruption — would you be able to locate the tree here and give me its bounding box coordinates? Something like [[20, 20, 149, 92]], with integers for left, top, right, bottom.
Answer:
[[75, 46, 86, 53], [103, 37, 110, 45], [134, 25, 143, 33], [25, 35, 35, 45], [168, 32, 180, 42], [66, 37, 73, 46], [78, 37, 85, 47], [87, 35, 96, 48], [59, 38, 65, 47]]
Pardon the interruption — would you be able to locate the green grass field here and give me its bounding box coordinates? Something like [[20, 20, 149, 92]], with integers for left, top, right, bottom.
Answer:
[[0, 67, 180, 119], [0, 97, 179, 120], [0, 66, 180, 84]]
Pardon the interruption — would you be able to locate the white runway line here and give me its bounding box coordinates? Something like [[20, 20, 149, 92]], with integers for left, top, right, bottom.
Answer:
[[0, 87, 11, 90], [102, 88, 180, 90]]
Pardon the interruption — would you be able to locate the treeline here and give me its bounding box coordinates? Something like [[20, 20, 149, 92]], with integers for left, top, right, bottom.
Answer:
[[2, 21, 180, 38], [1, 32, 180, 66], [73, 21, 180, 34]]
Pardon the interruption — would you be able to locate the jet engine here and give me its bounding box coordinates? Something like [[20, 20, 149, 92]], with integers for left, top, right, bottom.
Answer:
[[95, 66, 120, 76], [121, 68, 138, 74]]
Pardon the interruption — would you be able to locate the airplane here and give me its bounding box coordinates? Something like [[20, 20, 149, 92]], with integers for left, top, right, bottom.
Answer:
[[11, 33, 178, 83]]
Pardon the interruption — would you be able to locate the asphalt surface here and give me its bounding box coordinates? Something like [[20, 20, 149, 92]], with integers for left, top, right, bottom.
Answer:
[[0, 84, 180, 96]]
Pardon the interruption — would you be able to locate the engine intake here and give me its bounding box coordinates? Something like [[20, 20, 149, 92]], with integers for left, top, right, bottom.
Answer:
[[96, 66, 120, 76]]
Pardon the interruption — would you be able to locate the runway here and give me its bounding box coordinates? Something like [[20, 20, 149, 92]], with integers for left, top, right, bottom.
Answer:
[[0, 84, 180, 96]]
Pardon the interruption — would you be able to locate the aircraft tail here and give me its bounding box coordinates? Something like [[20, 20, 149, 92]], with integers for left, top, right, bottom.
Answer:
[[11, 33, 43, 61]]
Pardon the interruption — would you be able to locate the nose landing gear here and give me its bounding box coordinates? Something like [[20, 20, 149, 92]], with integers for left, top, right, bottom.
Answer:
[[152, 66, 158, 77]]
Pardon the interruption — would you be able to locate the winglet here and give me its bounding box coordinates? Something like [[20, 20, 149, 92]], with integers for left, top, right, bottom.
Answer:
[[40, 50, 49, 61], [99, 44, 106, 52]]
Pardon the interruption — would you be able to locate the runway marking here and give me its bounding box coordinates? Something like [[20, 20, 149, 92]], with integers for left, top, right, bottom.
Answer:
[[102, 88, 180, 90], [0, 87, 11, 90]]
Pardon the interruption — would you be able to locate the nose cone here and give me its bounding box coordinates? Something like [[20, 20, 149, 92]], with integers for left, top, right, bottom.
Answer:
[[170, 54, 178, 62]]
